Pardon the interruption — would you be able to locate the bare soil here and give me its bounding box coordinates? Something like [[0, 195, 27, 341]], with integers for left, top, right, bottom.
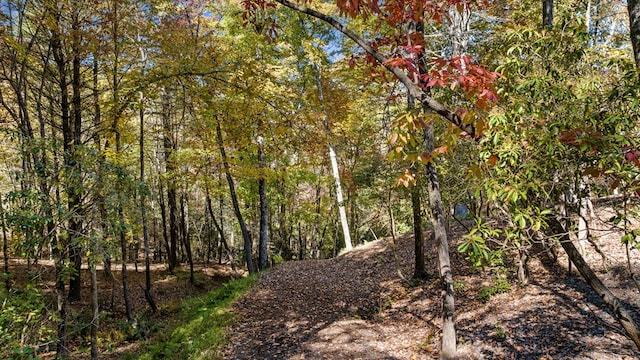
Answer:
[[225, 211, 640, 359]]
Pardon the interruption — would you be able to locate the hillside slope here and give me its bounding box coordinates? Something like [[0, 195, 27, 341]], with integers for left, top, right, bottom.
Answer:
[[224, 222, 640, 359]]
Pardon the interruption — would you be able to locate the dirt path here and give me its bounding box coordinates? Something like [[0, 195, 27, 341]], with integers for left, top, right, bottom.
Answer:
[[225, 225, 640, 359]]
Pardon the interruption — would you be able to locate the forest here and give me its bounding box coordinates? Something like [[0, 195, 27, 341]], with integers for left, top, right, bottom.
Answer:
[[1, 0, 640, 358]]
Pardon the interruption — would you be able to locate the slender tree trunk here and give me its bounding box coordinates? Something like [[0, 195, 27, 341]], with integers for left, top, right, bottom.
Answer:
[[67, 0, 84, 303], [111, 1, 134, 323], [158, 181, 171, 267], [424, 125, 457, 358], [543, 0, 554, 27], [162, 89, 179, 273], [90, 56, 101, 360], [629, 0, 640, 69], [313, 66, 352, 250], [90, 219, 99, 360], [206, 190, 239, 278], [408, 87, 425, 279], [258, 136, 269, 270], [180, 194, 195, 284], [1, 194, 9, 291], [411, 185, 425, 278], [547, 216, 640, 350], [50, 13, 72, 357], [216, 119, 256, 274], [140, 97, 157, 312]]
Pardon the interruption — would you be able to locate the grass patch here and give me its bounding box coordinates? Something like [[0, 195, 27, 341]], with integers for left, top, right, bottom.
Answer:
[[478, 276, 511, 303], [122, 274, 258, 360]]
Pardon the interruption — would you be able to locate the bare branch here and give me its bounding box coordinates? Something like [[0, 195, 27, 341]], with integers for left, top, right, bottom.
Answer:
[[274, 0, 475, 137]]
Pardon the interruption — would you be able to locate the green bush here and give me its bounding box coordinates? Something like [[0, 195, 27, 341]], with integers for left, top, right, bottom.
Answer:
[[478, 276, 512, 303], [0, 285, 55, 358]]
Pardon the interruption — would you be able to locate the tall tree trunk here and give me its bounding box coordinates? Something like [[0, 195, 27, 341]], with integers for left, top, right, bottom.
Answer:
[[67, 0, 84, 303], [111, 0, 133, 323], [313, 66, 352, 250], [258, 135, 269, 270], [424, 126, 457, 358], [629, 0, 640, 68], [162, 89, 179, 273], [408, 83, 425, 279], [139, 96, 157, 312], [547, 216, 640, 350], [216, 119, 256, 274], [90, 56, 101, 360], [50, 13, 72, 357]]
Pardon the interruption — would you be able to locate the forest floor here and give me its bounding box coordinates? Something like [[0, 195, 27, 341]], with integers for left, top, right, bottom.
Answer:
[[2, 257, 238, 359], [225, 206, 640, 359]]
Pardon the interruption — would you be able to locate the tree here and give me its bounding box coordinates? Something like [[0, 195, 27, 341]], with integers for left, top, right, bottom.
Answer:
[[314, 66, 353, 251], [629, 0, 640, 68]]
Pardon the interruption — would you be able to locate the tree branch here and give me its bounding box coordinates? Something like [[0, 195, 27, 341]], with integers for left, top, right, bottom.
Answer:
[[274, 0, 475, 137]]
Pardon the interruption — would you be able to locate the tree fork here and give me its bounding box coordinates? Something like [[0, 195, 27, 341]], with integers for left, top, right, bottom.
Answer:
[[273, 0, 475, 138]]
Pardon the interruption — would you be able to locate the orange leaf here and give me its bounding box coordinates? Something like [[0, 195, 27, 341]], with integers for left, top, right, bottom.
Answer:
[[488, 154, 498, 167]]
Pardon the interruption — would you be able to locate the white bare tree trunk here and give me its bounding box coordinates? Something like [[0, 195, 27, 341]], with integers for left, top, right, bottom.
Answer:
[[314, 65, 353, 251]]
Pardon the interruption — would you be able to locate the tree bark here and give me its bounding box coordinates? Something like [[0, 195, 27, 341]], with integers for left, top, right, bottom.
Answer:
[[1, 194, 9, 291], [139, 96, 157, 313], [629, 0, 640, 68], [67, 0, 84, 304], [547, 216, 640, 350], [162, 89, 179, 273], [158, 181, 171, 268], [424, 125, 457, 359], [543, 0, 554, 27], [111, 0, 133, 323], [216, 119, 256, 274], [180, 194, 195, 284], [411, 184, 426, 279], [90, 55, 101, 360], [258, 135, 269, 270]]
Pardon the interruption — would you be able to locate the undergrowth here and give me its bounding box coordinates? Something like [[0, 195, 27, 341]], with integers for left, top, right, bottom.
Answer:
[[122, 274, 258, 360]]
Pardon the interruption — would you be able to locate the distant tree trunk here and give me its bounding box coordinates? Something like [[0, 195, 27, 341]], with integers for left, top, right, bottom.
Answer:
[[90, 56, 101, 360], [629, 0, 640, 68], [216, 118, 256, 274], [158, 181, 171, 267], [206, 190, 239, 278], [543, 0, 554, 27], [162, 89, 179, 273], [67, 0, 84, 303], [111, 0, 133, 323], [298, 221, 305, 260], [314, 66, 352, 250], [547, 216, 640, 350], [180, 194, 195, 284], [257, 135, 269, 270], [50, 14, 72, 357], [1, 194, 9, 291], [139, 97, 157, 313]]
